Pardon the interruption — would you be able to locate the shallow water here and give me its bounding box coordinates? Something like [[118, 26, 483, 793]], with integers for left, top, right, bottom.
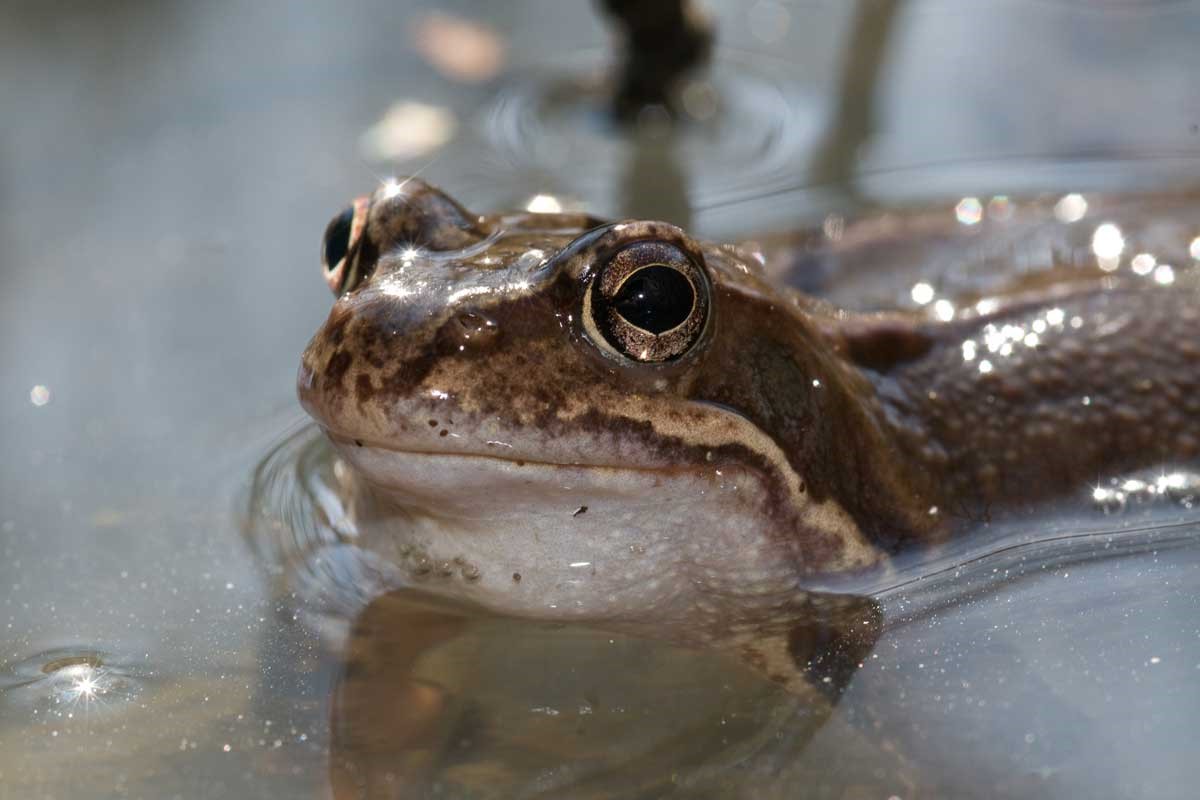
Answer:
[[4, 1, 1200, 798], [245, 427, 1200, 798]]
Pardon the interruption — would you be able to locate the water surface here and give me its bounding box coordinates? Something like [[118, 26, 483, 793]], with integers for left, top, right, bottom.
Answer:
[[3, 1, 1200, 798]]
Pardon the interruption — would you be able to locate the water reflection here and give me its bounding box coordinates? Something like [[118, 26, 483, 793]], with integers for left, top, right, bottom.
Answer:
[[324, 592, 824, 798], [247, 429, 892, 793], [481, 50, 822, 211], [806, 0, 903, 194], [620, 121, 692, 226], [246, 426, 1200, 798]]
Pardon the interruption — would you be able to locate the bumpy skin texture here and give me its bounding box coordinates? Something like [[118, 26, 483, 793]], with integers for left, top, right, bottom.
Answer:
[[883, 284, 1200, 515], [301, 179, 1200, 581]]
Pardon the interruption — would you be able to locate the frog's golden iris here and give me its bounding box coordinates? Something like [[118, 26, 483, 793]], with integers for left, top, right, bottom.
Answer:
[[583, 239, 710, 363]]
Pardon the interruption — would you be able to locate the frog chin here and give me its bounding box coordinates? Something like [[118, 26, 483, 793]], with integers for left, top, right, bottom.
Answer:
[[331, 436, 814, 626]]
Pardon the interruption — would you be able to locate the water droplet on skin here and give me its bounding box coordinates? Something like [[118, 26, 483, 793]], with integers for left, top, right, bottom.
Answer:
[[910, 282, 935, 305], [933, 299, 956, 321], [1131, 253, 1156, 276], [1091, 222, 1125, 263], [1153, 264, 1175, 286], [524, 194, 562, 213], [1091, 470, 1200, 513]]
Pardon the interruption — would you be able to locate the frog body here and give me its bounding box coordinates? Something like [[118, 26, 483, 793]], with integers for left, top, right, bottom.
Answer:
[[299, 178, 1200, 640]]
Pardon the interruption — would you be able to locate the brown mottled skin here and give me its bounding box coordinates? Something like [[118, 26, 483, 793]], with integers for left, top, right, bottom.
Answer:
[[883, 286, 1200, 518], [301, 179, 1200, 578], [292, 178, 1200, 716]]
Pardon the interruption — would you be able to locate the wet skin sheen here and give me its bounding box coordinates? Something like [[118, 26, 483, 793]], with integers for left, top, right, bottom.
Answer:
[[299, 179, 1200, 652]]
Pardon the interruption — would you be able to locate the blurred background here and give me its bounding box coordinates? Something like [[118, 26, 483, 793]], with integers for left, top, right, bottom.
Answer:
[[2, 1, 1200, 798]]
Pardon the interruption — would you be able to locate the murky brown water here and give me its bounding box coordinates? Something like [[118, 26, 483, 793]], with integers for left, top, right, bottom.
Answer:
[[4, 1, 1200, 798]]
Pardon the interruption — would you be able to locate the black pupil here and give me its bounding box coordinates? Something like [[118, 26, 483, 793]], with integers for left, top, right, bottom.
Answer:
[[612, 265, 695, 334], [323, 205, 355, 270]]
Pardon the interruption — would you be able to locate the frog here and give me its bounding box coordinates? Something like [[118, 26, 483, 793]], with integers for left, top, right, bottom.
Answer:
[[298, 178, 1200, 694]]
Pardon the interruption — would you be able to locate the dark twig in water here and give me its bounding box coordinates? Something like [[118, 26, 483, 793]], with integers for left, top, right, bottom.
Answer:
[[595, 0, 714, 121]]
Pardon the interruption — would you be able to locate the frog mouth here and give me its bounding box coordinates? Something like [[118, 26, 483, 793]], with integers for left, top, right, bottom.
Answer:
[[325, 431, 687, 519], [327, 431, 646, 473]]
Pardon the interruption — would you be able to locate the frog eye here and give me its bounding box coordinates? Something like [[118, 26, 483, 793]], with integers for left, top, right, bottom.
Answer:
[[321, 196, 369, 294], [584, 240, 710, 363]]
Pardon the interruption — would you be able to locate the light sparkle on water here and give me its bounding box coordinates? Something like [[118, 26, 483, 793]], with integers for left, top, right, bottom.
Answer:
[[934, 299, 956, 322], [910, 282, 935, 305], [30, 385, 51, 406], [1154, 264, 1175, 286], [1092, 222, 1125, 272], [54, 662, 114, 710], [1131, 253, 1156, 276], [954, 197, 983, 226], [525, 194, 562, 214], [1054, 193, 1088, 223], [70, 672, 101, 701]]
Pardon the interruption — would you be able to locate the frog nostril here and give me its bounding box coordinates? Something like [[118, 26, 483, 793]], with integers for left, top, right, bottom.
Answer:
[[441, 310, 500, 352]]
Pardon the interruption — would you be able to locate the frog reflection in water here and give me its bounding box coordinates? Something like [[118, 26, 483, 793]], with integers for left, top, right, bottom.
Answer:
[[300, 178, 1200, 695]]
